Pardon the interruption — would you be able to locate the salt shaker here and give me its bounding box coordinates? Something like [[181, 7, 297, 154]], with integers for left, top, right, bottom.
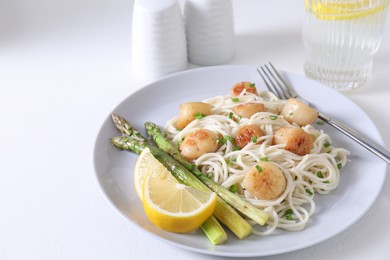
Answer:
[[183, 0, 235, 66], [131, 0, 187, 80]]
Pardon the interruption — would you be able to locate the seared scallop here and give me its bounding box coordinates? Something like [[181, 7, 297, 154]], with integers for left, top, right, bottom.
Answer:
[[241, 162, 287, 200], [175, 102, 212, 130], [179, 129, 219, 160], [280, 98, 318, 126], [273, 126, 313, 156], [232, 102, 265, 119], [230, 82, 257, 96], [235, 124, 265, 148]]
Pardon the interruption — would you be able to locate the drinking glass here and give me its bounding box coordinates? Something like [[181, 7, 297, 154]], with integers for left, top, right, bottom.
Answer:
[[303, 0, 389, 91]]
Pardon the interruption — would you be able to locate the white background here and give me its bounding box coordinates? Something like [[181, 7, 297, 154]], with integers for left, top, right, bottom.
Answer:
[[1, 0, 389, 259]]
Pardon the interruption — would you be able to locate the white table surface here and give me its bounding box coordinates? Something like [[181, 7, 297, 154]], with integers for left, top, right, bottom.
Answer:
[[1, 0, 389, 259]]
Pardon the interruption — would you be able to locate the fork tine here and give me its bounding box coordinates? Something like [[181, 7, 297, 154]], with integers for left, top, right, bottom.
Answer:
[[268, 62, 298, 98], [264, 63, 290, 99], [257, 67, 284, 99], [256, 68, 278, 97]]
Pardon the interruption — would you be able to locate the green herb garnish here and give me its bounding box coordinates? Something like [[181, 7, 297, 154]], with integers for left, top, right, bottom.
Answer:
[[217, 137, 226, 145], [317, 171, 330, 183], [317, 171, 324, 178], [255, 165, 263, 173], [284, 209, 293, 220], [229, 184, 239, 193], [194, 112, 205, 119], [306, 189, 313, 196], [224, 135, 234, 143], [251, 136, 258, 143]]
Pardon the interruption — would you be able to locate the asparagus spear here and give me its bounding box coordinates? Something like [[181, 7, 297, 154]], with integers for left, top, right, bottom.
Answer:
[[144, 122, 269, 226], [111, 115, 229, 244], [111, 115, 252, 239]]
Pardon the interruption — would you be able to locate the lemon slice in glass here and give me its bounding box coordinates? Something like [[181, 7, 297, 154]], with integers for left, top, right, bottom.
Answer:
[[306, 0, 388, 20]]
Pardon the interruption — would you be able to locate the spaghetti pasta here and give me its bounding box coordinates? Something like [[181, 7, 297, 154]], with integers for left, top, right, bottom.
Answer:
[[164, 87, 349, 235]]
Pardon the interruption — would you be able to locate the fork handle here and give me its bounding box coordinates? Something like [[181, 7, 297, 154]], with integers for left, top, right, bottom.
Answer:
[[318, 113, 390, 164]]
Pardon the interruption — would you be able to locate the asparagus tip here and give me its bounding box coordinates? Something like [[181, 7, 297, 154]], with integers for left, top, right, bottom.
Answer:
[[111, 114, 134, 136]]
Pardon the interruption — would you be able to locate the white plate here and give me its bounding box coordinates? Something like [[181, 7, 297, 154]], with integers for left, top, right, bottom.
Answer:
[[93, 65, 386, 257]]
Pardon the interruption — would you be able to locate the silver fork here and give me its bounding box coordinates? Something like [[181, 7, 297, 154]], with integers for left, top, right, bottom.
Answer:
[[258, 62, 390, 164]]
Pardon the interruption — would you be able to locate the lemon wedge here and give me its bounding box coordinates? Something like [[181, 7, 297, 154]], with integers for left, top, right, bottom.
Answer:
[[306, 0, 388, 20], [134, 147, 169, 200], [135, 147, 217, 233], [142, 172, 216, 233]]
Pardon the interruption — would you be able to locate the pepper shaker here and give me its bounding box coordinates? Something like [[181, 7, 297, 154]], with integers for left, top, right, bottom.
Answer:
[[131, 0, 187, 80], [183, 0, 235, 66]]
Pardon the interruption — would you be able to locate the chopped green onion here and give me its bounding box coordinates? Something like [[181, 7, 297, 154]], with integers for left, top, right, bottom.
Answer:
[[337, 163, 342, 169], [217, 137, 226, 145], [231, 97, 240, 102], [228, 112, 233, 119], [251, 136, 258, 143], [306, 189, 313, 196], [229, 184, 239, 193], [284, 209, 293, 220], [317, 171, 324, 178], [255, 165, 263, 173], [233, 146, 241, 151], [270, 115, 278, 120], [260, 157, 269, 162], [249, 83, 255, 88], [194, 112, 205, 119], [224, 135, 234, 143], [317, 171, 331, 183], [225, 158, 231, 164], [316, 120, 325, 125], [207, 172, 214, 178], [323, 141, 331, 148]]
